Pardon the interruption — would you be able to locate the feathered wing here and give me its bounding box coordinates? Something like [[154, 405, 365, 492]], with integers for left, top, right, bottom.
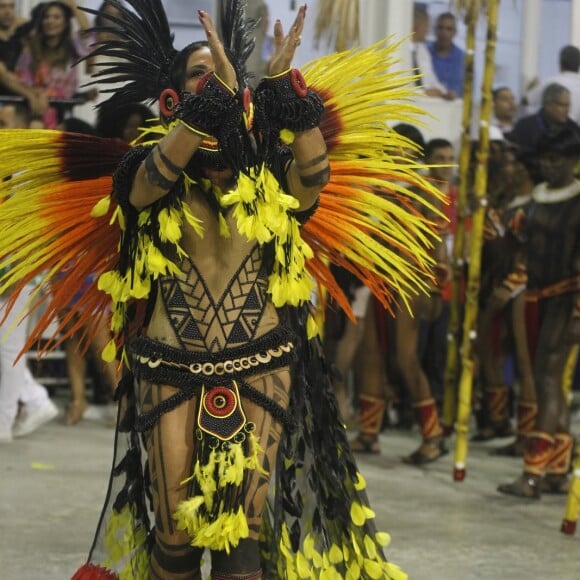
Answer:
[[0, 130, 129, 358], [0, 40, 442, 357], [302, 38, 445, 317]]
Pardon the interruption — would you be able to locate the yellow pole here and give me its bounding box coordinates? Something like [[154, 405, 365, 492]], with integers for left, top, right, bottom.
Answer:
[[562, 440, 580, 535], [442, 2, 478, 435], [562, 345, 579, 406], [453, 0, 499, 482], [561, 345, 579, 534]]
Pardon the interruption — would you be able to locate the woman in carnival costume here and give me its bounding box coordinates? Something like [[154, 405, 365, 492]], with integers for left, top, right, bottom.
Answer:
[[0, 1, 444, 578]]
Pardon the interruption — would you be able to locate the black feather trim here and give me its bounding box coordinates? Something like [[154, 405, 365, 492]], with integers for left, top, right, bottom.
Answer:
[[220, 0, 259, 88]]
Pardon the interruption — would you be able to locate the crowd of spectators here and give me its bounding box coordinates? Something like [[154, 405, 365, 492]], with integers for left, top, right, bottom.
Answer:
[[0, 0, 152, 132]]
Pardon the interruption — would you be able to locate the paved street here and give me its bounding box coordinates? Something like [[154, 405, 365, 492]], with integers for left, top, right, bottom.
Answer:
[[1, 400, 579, 579]]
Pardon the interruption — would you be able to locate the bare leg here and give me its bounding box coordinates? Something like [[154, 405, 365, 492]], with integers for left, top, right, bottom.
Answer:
[[143, 369, 290, 578], [493, 294, 537, 456], [350, 298, 386, 454], [396, 302, 431, 403], [498, 296, 577, 498], [143, 384, 203, 580], [87, 317, 119, 395], [474, 304, 513, 440], [332, 316, 365, 422], [397, 299, 446, 464], [534, 299, 572, 435], [64, 337, 88, 425]]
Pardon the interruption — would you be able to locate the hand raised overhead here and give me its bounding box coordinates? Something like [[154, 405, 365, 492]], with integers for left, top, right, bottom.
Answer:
[[197, 9, 238, 90], [268, 4, 307, 76]]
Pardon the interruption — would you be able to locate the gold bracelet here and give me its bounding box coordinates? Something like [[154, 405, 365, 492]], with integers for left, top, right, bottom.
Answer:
[[264, 68, 292, 80], [179, 120, 212, 139], [213, 72, 237, 95]]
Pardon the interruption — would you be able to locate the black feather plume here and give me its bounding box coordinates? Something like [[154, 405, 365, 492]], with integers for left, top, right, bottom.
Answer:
[[220, 0, 259, 88], [81, 0, 177, 107]]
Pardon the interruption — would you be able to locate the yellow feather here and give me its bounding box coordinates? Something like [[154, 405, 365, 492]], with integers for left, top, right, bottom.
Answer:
[[90, 195, 111, 218]]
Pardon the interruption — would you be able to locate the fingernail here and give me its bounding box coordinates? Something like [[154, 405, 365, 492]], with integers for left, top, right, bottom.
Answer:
[[198, 10, 205, 17]]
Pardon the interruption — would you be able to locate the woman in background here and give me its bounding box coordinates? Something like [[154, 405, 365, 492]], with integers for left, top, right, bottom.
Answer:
[[15, 0, 94, 128]]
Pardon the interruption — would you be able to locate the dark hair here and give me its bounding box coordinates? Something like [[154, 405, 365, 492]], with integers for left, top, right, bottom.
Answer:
[[492, 86, 511, 101], [542, 82, 569, 105], [29, 1, 76, 70], [14, 2, 46, 38], [516, 150, 544, 184], [62, 117, 98, 135], [96, 102, 154, 139], [559, 45, 580, 72], [537, 126, 580, 158], [170, 41, 209, 91], [424, 138, 452, 159], [437, 12, 456, 24], [392, 123, 425, 150], [39, 1, 74, 34], [414, 3, 428, 18]]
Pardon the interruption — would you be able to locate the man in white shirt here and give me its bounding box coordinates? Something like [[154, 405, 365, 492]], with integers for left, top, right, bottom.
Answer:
[[526, 45, 580, 125]]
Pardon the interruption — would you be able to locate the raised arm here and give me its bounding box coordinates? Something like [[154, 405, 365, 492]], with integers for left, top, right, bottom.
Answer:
[[128, 10, 239, 209], [259, 5, 329, 210], [128, 127, 204, 210], [285, 128, 329, 211], [0, 62, 48, 116], [64, 0, 90, 32]]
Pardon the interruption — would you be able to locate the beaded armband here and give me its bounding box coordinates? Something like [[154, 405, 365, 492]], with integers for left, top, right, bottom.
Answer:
[[254, 68, 324, 134], [175, 72, 243, 139]]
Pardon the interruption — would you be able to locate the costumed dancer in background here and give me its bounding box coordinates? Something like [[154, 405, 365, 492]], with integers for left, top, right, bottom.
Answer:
[[487, 143, 539, 457], [390, 124, 450, 465], [348, 124, 450, 460], [0, 1, 444, 578], [323, 265, 371, 425], [471, 144, 518, 444], [498, 127, 580, 498]]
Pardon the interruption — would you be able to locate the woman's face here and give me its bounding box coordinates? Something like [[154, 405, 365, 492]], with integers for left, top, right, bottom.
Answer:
[[183, 46, 214, 93], [42, 5, 68, 39]]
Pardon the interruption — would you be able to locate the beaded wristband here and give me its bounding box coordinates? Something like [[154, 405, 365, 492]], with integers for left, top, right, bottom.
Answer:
[[174, 72, 243, 137], [254, 68, 324, 134]]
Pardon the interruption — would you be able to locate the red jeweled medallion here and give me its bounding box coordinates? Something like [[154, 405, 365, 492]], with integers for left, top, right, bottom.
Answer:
[[198, 381, 246, 441]]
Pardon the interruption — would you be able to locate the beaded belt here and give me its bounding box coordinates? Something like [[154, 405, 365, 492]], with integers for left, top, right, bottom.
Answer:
[[136, 341, 294, 377], [129, 327, 297, 431]]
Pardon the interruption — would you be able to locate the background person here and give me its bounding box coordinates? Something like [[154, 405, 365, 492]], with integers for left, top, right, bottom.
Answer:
[[14, 0, 94, 128], [428, 11, 465, 98], [526, 45, 580, 125]]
